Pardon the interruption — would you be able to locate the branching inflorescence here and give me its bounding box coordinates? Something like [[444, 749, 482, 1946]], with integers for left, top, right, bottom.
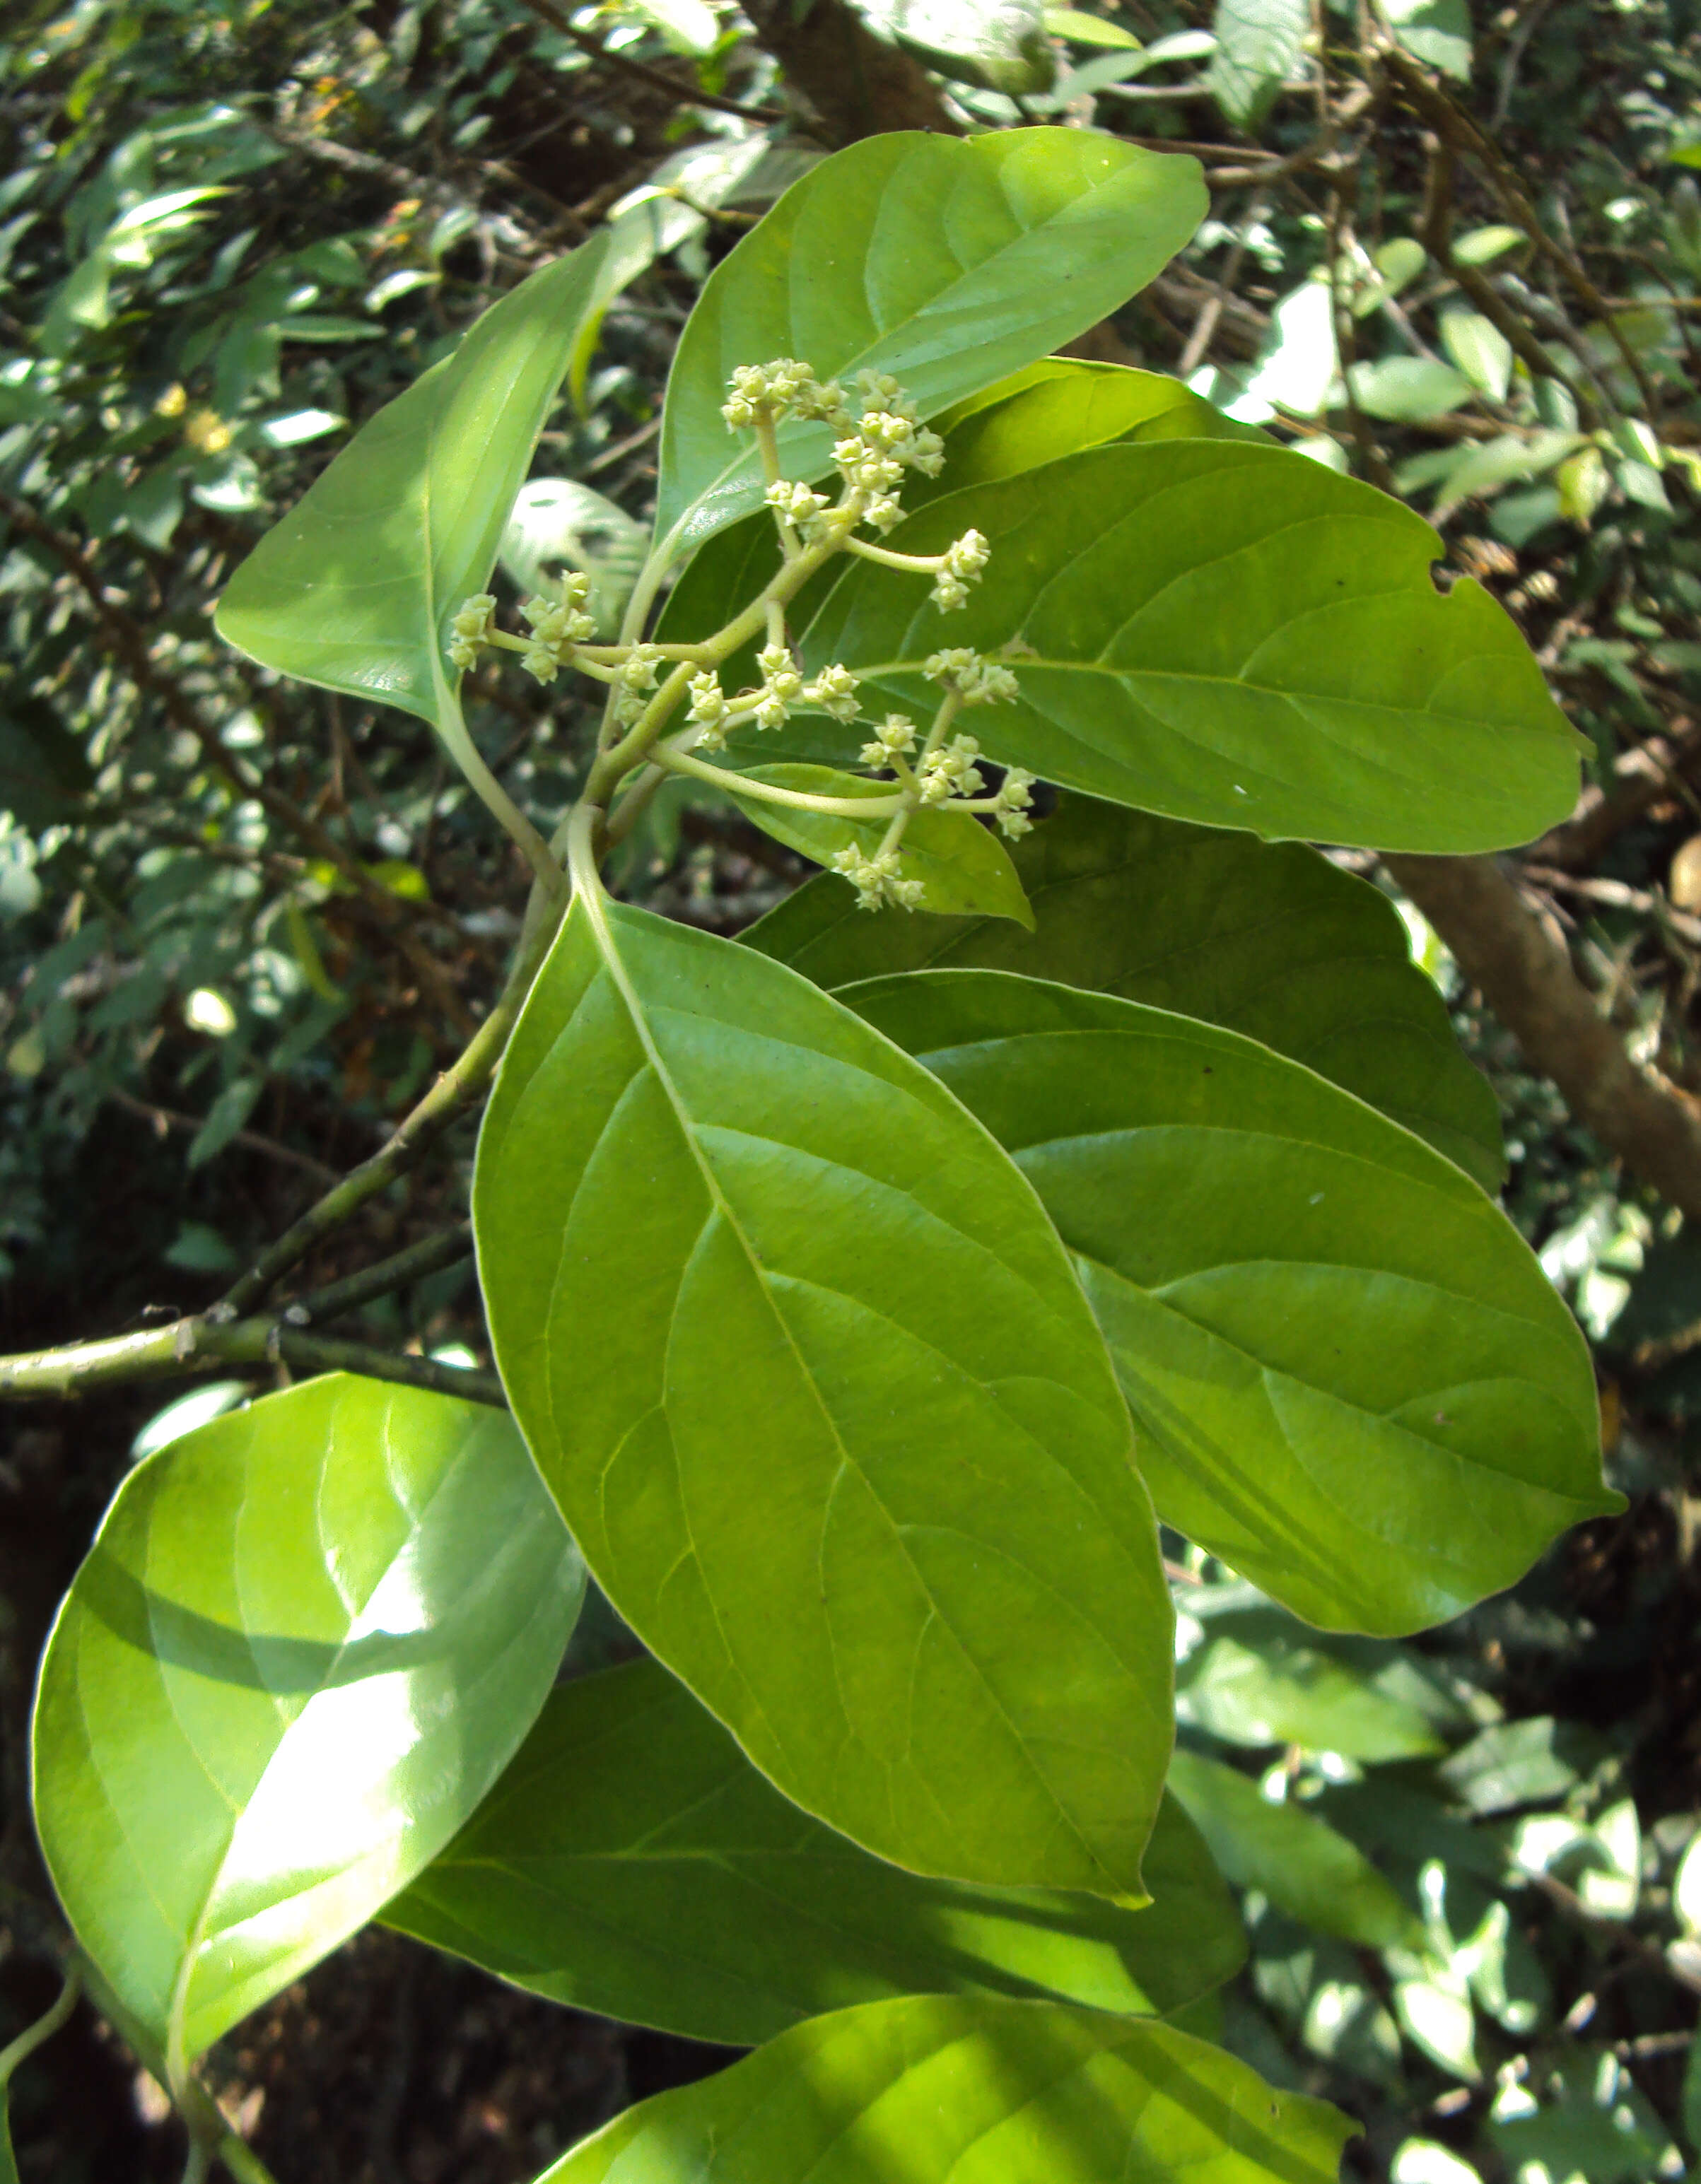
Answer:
[[448, 362, 1035, 912]]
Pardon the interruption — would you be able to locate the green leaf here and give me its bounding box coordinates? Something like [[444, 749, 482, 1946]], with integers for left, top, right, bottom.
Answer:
[[841, 971, 1618, 1633], [216, 233, 613, 736], [530, 1995, 1352, 2184], [800, 441, 1584, 854], [743, 796, 1506, 1192], [1177, 1612, 1448, 1761], [1439, 310, 1513, 401], [725, 763, 1033, 924], [1343, 357, 1478, 424], [1382, 0, 1473, 79], [924, 359, 1266, 500], [1208, 0, 1307, 129], [865, 0, 1058, 93], [387, 1655, 1242, 2043], [653, 129, 1207, 560], [1168, 1749, 1425, 1950], [31, 1375, 584, 2072], [473, 896, 1173, 1895], [1045, 7, 1144, 47]]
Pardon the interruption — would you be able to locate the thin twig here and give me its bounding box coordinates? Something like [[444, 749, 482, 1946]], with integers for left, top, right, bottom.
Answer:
[[288, 1222, 473, 1325], [106, 1088, 341, 1189]]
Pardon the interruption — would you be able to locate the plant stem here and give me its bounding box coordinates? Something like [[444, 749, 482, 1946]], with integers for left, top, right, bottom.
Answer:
[[0, 1965, 80, 2084], [290, 1223, 473, 1325], [218, 897, 563, 1317], [651, 745, 906, 816]]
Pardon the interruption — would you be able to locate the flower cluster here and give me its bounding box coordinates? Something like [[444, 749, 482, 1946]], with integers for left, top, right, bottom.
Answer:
[[924, 648, 1022, 706], [858, 714, 918, 765], [990, 766, 1037, 840], [447, 594, 499, 672], [520, 574, 597, 683], [830, 845, 924, 914], [930, 529, 990, 611], [917, 734, 986, 806], [720, 358, 846, 429]]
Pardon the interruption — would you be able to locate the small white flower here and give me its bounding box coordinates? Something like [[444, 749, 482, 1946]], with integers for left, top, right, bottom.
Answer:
[[859, 713, 918, 767], [918, 734, 985, 806], [447, 593, 498, 669], [756, 642, 803, 704], [616, 643, 663, 695], [923, 649, 1019, 706], [802, 663, 860, 722], [830, 845, 924, 912], [993, 765, 1036, 838], [765, 479, 831, 529]]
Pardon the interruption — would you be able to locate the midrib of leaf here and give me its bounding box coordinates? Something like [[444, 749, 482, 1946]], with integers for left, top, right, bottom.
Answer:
[[574, 895, 1126, 1892], [163, 1407, 469, 2078]]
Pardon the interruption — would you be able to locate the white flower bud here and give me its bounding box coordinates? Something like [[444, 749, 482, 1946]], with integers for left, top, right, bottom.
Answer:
[[858, 713, 918, 767], [447, 594, 498, 669], [765, 479, 831, 529], [802, 663, 860, 722], [830, 845, 924, 912], [993, 766, 1036, 838], [923, 650, 1019, 706], [616, 643, 663, 695], [756, 642, 802, 703]]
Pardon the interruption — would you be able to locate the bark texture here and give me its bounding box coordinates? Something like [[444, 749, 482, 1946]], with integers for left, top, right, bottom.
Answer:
[[1386, 852, 1701, 1220], [741, 0, 961, 143]]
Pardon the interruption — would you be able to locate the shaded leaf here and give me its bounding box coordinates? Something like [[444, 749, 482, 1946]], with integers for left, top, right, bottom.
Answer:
[[531, 1995, 1352, 2184], [1343, 358, 1478, 424], [743, 795, 1505, 1191], [800, 441, 1585, 854], [32, 1376, 584, 2070], [387, 1657, 1242, 2043], [653, 129, 1206, 560], [474, 896, 1173, 1895], [0, 700, 93, 829], [1178, 1621, 1449, 1761], [841, 971, 1616, 1633], [1169, 1750, 1425, 1950]]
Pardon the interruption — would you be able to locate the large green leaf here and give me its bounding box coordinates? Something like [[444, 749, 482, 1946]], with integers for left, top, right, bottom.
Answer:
[[31, 1375, 583, 2074], [841, 971, 1617, 1634], [532, 1995, 1352, 2184], [727, 764, 1033, 924], [473, 895, 1173, 1896], [1167, 1750, 1423, 1950], [387, 1656, 1242, 2043], [653, 129, 1206, 560], [743, 797, 1504, 1191], [216, 234, 612, 734], [1176, 1609, 1449, 1761], [799, 441, 1586, 853]]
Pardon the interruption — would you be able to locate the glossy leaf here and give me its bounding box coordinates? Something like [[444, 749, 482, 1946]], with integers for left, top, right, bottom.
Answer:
[[387, 1656, 1242, 2043], [842, 971, 1617, 1633], [743, 796, 1504, 1191], [31, 1375, 584, 2070], [800, 440, 1586, 853], [653, 129, 1207, 560], [531, 1995, 1352, 2184], [474, 895, 1173, 1895], [726, 764, 1032, 925], [1168, 1750, 1424, 1951], [216, 234, 612, 733]]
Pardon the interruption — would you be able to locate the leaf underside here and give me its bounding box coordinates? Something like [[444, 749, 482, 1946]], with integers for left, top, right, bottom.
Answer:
[[843, 969, 1614, 1634], [474, 898, 1174, 1896]]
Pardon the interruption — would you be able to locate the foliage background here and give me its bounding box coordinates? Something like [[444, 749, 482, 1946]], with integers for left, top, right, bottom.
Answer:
[[2, 0, 1700, 2176]]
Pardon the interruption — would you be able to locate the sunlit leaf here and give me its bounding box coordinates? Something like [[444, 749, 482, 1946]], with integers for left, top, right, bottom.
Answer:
[[32, 1376, 584, 2071], [474, 896, 1173, 1894], [653, 128, 1206, 560], [530, 1995, 1352, 2184]]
